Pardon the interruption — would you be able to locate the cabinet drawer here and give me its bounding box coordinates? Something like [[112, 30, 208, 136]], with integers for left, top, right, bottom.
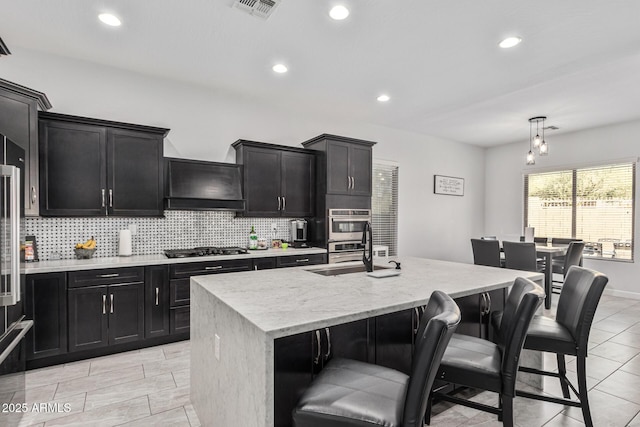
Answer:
[[276, 254, 327, 268], [169, 259, 252, 279], [170, 307, 190, 335], [169, 279, 190, 307], [68, 267, 144, 288]]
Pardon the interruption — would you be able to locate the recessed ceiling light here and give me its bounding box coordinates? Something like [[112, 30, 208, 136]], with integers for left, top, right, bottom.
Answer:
[[499, 36, 522, 49], [272, 64, 288, 74], [98, 13, 122, 27], [377, 94, 390, 102], [329, 5, 350, 20]]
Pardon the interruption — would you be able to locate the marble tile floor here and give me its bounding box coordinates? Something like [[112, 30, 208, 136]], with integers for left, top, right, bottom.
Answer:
[[8, 294, 640, 426]]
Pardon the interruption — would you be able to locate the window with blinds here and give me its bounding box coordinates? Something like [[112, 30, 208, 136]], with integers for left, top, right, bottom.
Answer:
[[372, 162, 399, 256], [524, 162, 635, 260]]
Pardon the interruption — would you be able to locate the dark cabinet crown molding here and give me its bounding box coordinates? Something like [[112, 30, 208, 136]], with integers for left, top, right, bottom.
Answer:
[[0, 37, 10, 56], [301, 134, 377, 148], [38, 111, 169, 136], [232, 139, 315, 154], [0, 77, 52, 110]]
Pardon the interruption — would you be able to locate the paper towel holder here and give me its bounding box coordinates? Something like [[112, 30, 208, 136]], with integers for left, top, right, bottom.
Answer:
[[119, 229, 133, 257]]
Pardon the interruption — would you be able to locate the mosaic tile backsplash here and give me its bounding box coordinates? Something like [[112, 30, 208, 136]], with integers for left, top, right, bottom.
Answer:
[[24, 211, 295, 261]]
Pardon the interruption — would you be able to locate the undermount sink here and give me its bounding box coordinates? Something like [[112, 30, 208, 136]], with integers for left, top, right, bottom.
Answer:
[[309, 264, 391, 276]]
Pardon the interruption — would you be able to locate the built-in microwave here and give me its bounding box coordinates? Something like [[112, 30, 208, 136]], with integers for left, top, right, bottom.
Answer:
[[328, 209, 371, 242]]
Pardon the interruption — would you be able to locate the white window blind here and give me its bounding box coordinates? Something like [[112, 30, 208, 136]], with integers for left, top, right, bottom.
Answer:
[[372, 162, 398, 256], [524, 162, 635, 260]]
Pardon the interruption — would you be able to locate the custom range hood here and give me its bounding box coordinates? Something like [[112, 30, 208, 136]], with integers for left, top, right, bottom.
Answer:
[[164, 158, 246, 211]]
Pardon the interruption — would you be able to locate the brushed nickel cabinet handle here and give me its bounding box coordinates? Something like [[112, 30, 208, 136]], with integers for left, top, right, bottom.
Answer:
[[31, 186, 37, 204], [98, 273, 119, 278], [277, 196, 281, 210], [205, 266, 223, 270], [155, 287, 159, 306], [110, 294, 114, 314], [101, 189, 106, 208], [109, 189, 113, 208], [295, 258, 309, 263], [102, 295, 106, 314], [314, 330, 322, 365], [486, 293, 492, 314], [282, 196, 286, 211], [324, 328, 331, 359], [352, 177, 355, 189], [413, 307, 420, 335]]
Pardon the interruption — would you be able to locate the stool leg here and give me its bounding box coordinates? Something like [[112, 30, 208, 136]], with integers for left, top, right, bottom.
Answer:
[[557, 354, 571, 398], [577, 355, 593, 427], [424, 392, 432, 425], [502, 395, 514, 427]]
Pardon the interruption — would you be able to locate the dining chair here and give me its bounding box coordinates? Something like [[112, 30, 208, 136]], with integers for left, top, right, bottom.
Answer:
[[512, 266, 608, 427], [471, 238, 501, 267], [292, 291, 461, 427], [551, 241, 585, 293], [426, 277, 544, 426], [503, 241, 541, 271]]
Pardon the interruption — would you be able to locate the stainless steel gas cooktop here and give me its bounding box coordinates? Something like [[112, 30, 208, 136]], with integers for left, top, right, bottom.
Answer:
[[164, 247, 248, 258]]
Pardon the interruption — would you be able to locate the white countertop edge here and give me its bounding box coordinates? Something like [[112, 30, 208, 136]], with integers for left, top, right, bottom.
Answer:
[[22, 247, 327, 274]]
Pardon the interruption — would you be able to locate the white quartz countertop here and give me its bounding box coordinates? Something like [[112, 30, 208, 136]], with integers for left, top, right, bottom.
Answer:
[[21, 247, 327, 274], [191, 257, 544, 339]]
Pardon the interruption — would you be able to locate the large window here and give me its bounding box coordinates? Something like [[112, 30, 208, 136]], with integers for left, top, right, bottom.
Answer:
[[524, 162, 635, 260], [372, 161, 398, 256]]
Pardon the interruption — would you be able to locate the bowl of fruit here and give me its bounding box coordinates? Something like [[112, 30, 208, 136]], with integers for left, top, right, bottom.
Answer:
[[74, 237, 97, 259]]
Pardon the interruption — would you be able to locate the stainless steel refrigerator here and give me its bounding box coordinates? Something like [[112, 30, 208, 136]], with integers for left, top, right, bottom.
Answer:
[[0, 133, 33, 426]]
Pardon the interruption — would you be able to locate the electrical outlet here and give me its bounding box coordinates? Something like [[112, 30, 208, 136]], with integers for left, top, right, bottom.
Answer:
[[214, 334, 221, 360], [128, 224, 137, 235]]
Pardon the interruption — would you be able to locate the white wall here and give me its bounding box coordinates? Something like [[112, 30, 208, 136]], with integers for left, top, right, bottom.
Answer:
[[485, 120, 640, 296], [2, 48, 485, 262]]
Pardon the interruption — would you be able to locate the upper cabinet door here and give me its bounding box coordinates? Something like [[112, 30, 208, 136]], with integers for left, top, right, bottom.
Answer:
[[349, 145, 372, 196], [243, 146, 282, 216], [107, 128, 163, 216], [281, 151, 314, 217], [39, 120, 107, 216], [326, 141, 350, 195]]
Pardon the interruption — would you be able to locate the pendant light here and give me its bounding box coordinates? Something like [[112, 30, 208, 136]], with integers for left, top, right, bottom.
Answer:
[[527, 116, 549, 164]]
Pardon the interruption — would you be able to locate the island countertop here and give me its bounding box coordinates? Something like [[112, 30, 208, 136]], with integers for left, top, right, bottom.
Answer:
[[191, 256, 544, 339]]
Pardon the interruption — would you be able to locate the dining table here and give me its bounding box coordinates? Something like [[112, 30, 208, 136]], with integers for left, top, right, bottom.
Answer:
[[536, 245, 568, 309]]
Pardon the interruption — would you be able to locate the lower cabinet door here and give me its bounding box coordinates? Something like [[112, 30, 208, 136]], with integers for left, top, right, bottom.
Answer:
[[25, 273, 68, 360], [274, 332, 313, 427], [145, 266, 170, 339], [453, 293, 483, 338], [374, 309, 414, 375], [170, 307, 190, 335], [108, 282, 144, 345], [323, 319, 370, 366], [68, 286, 109, 352]]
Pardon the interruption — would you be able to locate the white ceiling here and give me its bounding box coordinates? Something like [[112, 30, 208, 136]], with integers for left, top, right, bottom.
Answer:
[[2, 0, 640, 147]]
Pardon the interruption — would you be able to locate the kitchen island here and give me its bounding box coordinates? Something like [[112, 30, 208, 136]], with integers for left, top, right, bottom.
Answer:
[[190, 257, 544, 427]]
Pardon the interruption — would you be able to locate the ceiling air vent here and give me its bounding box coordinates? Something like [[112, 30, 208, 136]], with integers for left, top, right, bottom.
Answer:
[[234, 0, 279, 19]]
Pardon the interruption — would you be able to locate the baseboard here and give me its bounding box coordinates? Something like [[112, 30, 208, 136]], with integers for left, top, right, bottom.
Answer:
[[604, 288, 640, 300]]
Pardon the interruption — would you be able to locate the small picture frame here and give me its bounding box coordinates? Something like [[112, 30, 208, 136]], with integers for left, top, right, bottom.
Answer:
[[434, 175, 464, 196]]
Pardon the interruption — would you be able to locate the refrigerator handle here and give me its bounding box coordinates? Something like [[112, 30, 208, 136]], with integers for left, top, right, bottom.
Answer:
[[0, 165, 20, 306]]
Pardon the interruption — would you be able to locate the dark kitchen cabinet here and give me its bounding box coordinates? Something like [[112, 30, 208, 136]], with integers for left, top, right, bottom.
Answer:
[[302, 134, 375, 197], [38, 112, 168, 217], [374, 308, 420, 375], [276, 253, 327, 268], [253, 257, 277, 270], [233, 140, 315, 217], [145, 265, 170, 339], [274, 319, 370, 427], [0, 78, 52, 216], [455, 288, 505, 340], [168, 259, 253, 335], [68, 268, 145, 352], [25, 273, 67, 360]]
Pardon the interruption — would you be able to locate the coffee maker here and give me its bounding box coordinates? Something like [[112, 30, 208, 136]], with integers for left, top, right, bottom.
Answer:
[[289, 219, 308, 248]]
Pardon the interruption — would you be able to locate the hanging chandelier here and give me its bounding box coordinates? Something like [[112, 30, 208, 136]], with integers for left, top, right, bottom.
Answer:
[[526, 116, 548, 165]]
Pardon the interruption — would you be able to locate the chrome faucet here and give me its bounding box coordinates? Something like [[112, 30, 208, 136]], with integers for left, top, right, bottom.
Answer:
[[362, 221, 373, 272]]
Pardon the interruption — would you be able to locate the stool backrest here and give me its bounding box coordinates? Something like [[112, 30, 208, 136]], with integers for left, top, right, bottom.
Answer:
[[556, 266, 609, 357], [471, 238, 501, 267], [503, 241, 537, 271], [495, 277, 544, 396], [402, 291, 460, 427]]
